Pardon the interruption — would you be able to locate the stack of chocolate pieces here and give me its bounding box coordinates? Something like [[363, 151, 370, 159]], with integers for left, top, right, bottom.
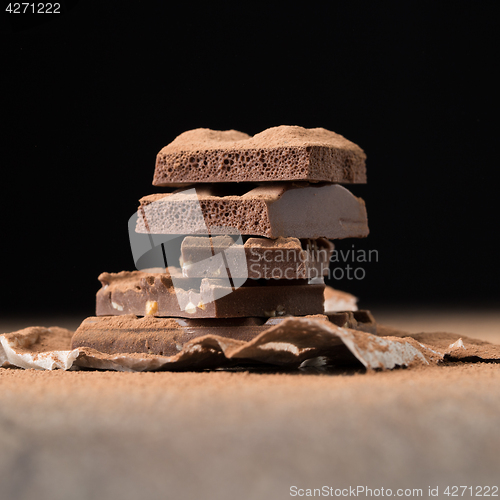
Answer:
[[72, 126, 372, 358]]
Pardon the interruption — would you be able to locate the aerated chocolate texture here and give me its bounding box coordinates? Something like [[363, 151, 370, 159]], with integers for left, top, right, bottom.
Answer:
[[96, 271, 325, 319], [137, 183, 369, 239], [153, 126, 366, 186]]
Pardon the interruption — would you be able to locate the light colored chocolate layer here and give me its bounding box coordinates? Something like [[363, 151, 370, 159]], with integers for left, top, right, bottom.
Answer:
[[153, 126, 366, 186], [137, 183, 369, 239]]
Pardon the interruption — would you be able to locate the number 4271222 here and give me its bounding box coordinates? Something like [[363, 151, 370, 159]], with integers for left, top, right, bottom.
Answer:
[[443, 486, 499, 497], [6, 3, 61, 14]]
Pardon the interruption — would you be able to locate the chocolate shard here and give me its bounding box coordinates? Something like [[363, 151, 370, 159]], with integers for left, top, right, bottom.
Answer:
[[181, 236, 333, 280], [0, 326, 77, 370], [326, 310, 377, 335], [72, 315, 273, 357], [137, 183, 369, 239], [153, 126, 366, 186], [96, 270, 325, 319], [324, 286, 358, 312], [71, 312, 374, 358]]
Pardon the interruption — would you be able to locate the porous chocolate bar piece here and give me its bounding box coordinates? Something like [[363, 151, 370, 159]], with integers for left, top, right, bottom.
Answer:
[[96, 271, 325, 319], [153, 126, 366, 186], [181, 236, 334, 279], [137, 183, 368, 239], [71, 311, 377, 357]]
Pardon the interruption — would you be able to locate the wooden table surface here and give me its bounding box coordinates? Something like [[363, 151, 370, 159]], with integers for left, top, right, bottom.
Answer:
[[1, 309, 499, 500]]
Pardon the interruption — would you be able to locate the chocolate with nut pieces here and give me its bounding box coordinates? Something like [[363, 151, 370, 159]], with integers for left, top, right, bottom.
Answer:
[[96, 270, 325, 319]]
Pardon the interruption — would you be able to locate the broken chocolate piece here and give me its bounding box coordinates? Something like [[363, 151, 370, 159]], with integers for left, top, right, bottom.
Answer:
[[71, 312, 376, 358], [137, 183, 369, 239], [0, 326, 77, 370], [69, 313, 441, 371], [96, 271, 325, 318], [153, 126, 366, 186], [326, 310, 377, 335], [72, 315, 279, 357], [181, 236, 333, 279], [324, 285, 358, 312]]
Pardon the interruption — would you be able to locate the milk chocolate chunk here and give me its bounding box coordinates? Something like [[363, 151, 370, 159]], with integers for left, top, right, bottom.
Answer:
[[96, 271, 325, 319], [72, 315, 271, 357], [137, 183, 369, 239], [327, 310, 377, 335], [153, 126, 366, 186], [181, 236, 334, 279], [71, 312, 375, 357]]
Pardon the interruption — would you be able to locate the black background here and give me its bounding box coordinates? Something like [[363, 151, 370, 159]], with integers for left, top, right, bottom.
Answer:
[[2, 1, 498, 315]]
